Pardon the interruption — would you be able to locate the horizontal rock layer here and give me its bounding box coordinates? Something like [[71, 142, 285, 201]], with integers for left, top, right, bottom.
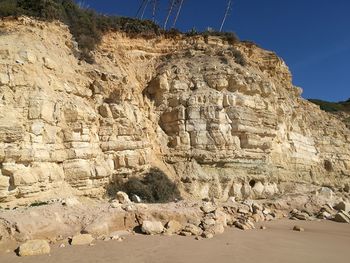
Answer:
[[0, 17, 349, 205]]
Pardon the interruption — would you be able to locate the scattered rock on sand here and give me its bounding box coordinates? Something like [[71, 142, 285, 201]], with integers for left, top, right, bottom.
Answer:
[[116, 191, 131, 204], [18, 239, 50, 256], [141, 221, 164, 235], [202, 232, 214, 239], [70, 234, 94, 245], [260, 226, 267, 230], [293, 225, 304, 232]]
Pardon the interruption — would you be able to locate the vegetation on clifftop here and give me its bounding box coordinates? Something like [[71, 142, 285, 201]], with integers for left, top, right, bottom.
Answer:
[[0, 0, 240, 63], [308, 98, 350, 113]]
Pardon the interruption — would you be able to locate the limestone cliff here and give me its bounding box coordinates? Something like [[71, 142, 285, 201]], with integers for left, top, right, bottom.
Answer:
[[0, 17, 349, 206]]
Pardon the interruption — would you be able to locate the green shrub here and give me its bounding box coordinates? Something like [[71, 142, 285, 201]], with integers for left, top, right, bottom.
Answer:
[[186, 29, 239, 45], [0, 0, 241, 64], [120, 168, 181, 203], [29, 201, 49, 207], [0, 0, 161, 63], [308, 99, 350, 113]]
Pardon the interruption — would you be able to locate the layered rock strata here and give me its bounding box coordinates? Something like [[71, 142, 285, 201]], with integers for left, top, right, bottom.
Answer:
[[0, 17, 349, 206]]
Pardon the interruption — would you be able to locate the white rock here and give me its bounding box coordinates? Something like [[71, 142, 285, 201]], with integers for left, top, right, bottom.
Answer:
[[70, 234, 94, 245], [18, 240, 50, 256], [165, 220, 182, 234], [141, 221, 164, 235], [116, 191, 131, 204], [131, 194, 142, 203]]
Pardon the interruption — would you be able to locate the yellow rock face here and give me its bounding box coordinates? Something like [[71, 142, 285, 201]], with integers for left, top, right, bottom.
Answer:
[[0, 17, 349, 205]]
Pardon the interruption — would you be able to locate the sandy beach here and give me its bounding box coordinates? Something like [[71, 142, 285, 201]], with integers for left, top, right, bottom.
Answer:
[[1, 219, 349, 263]]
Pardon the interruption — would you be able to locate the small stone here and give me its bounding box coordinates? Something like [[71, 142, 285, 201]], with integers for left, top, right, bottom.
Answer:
[[202, 232, 214, 239], [293, 225, 304, 232], [234, 221, 249, 230], [344, 184, 350, 193], [141, 221, 164, 235], [195, 236, 203, 240], [59, 244, 65, 248], [260, 226, 267, 230], [18, 240, 50, 256], [70, 234, 94, 245]]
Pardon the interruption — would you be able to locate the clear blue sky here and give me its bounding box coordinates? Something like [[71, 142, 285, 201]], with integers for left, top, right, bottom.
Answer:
[[78, 0, 349, 102]]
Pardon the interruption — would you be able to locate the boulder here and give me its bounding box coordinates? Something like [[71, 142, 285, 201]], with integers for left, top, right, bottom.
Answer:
[[181, 224, 203, 236], [70, 234, 94, 245], [18, 240, 50, 256], [141, 221, 164, 235], [200, 202, 216, 214], [116, 191, 131, 204], [165, 220, 182, 234], [317, 187, 333, 199], [333, 212, 350, 223], [205, 223, 225, 235], [333, 201, 350, 213]]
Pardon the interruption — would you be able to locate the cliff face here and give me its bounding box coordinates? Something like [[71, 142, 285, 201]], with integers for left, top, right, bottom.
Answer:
[[0, 17, 349, 206]]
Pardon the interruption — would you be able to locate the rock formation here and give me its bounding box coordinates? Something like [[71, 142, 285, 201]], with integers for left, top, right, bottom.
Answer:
[[0, 17, 349, 206]]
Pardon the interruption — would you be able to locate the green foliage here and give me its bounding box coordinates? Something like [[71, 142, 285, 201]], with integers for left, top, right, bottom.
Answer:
[[308, 99, 350, 113], [121, 168, 181, 203], [0, 0, 161, 63], [0, 0, 241, 63], [29, 201, 49, 207], [185, 29, 239, 45]]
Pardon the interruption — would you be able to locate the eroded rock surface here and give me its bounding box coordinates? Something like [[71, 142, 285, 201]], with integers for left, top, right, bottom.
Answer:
[[0, 17, 349, 207]]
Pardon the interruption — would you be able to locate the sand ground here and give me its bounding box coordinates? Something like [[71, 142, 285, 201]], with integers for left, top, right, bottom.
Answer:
[[1, 219, 349, 263]]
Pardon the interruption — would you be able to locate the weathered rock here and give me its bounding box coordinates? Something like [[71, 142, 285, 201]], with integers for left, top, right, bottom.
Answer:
[[333, 201, 350, 213], [70, 234, 94, 245], [165, 220, 182, 234], [62, 197, 80, 207], [0, 17, 349, 206], [333, 212, 350, 223], [141, 221, 164, 235], [201, 202, 216, 214], [18, 240, 50, 256], [205, 223, 225, 235], [293, 225, 305, 232], [116, 191, 131, 204], [202, 232, 214, 239], [181, 224, 203, 236]]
